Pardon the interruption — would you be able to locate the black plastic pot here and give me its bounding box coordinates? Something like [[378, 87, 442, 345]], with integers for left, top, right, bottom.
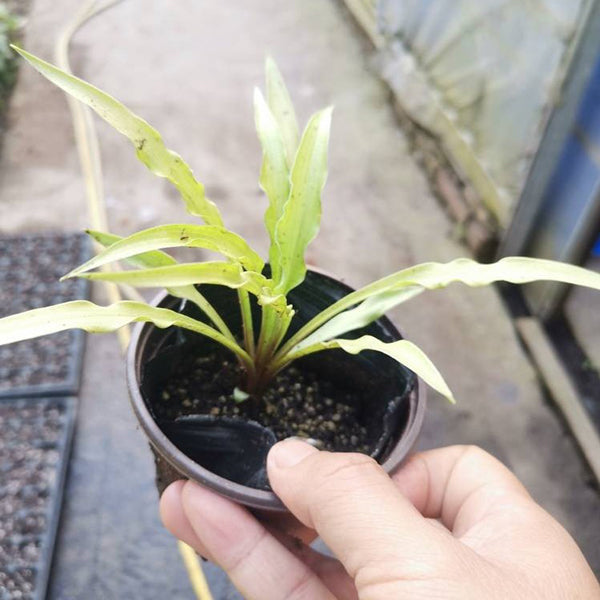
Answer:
[[127, 270, 425, 511]]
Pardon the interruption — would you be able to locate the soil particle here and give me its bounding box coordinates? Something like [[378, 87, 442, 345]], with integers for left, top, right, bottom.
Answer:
[[152, 350, 371, 453]]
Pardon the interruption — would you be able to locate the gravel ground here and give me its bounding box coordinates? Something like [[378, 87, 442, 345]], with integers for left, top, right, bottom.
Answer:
[[0, 233, 89, 396], [0, 397, 75, 600]]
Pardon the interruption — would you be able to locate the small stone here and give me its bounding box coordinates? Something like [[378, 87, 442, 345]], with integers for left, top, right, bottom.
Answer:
[[332, 413, 341, 422], [182, 399, 192, 408], [210, 407, 220, 416], [325, 398, 333, 407], [161, 391, 170, 401], [350, 435, 358, 445]]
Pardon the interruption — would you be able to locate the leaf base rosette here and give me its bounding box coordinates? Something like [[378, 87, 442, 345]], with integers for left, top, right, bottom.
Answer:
[[127, 271, 425, 511]]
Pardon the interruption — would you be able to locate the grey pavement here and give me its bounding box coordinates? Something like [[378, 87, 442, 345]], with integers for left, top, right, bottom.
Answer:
[[0, 0, 598, 597]]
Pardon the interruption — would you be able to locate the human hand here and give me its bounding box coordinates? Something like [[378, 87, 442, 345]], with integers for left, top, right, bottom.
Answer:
[[160, 442, 600, 599]]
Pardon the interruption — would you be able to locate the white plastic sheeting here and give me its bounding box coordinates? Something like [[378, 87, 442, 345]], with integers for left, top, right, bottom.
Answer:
[[375, 0, 590, 223]]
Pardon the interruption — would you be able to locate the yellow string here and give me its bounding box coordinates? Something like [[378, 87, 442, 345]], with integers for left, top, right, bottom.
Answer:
[[54, 3, 213, 598], [55, 0, 130, 351], [178, 542, 214, 600]]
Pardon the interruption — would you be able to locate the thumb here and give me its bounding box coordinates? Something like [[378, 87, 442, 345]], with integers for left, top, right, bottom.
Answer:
[[267, 440, 456, 582]]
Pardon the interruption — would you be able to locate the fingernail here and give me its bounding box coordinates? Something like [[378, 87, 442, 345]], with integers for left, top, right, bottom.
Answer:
[[287, 436, 324, 449], [269, 439, 318, 469]]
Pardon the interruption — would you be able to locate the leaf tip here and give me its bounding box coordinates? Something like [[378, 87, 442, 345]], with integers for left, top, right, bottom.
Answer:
[[9, 44, 30, 61], [253, 86, 264, 104], [265, 54, 278, 74]]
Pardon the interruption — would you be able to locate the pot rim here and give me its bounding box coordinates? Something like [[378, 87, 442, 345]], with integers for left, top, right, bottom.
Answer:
[[127, 279, 426, 512]]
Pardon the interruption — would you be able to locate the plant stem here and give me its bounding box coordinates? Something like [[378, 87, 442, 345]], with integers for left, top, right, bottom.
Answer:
[[186, 287, 236, 342], [255, 304, 276, 360], [270, 339, 322, 372], [249, 304, 295, 393], [261, 333, 319, 383], [169, 310, 254, 375], [237, 288, 255, 357]]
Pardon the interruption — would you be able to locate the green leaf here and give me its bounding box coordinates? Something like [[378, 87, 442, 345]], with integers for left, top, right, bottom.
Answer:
[[254, 87, 290, 283], [87, 230, 236, 341], [11, 45, 223, 226], [0, 300, 250, 367], [273, 107, 333, 294], [280, 257, 600, 355], [86, 229, 175, 268], [334, 336, 455, 403], [74, 261, 270, 297], [374, 257, 600, 291], [294, 286, 423, 351], [291, 335, 454, 403], [67, 224, 263, 277], [265, 56, 299, 168]]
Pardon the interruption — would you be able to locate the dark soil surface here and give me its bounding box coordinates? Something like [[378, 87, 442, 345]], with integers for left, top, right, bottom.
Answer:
[[0, 397, 74, 600], [153, 350, 371, 454], [0, 233, 89, 396]]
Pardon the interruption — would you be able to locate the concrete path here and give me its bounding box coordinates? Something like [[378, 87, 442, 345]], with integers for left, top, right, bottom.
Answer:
[[1, 0, 598, 595]]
